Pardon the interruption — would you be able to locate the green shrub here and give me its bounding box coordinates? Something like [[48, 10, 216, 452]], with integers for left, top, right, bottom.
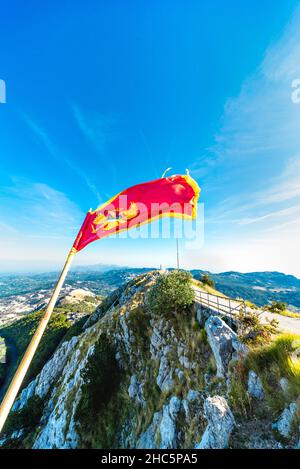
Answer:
[[200, 273, 215, 288], [147, 270, 194, 317], [265, 301, 287, 314], [237, 310, 279, 345]]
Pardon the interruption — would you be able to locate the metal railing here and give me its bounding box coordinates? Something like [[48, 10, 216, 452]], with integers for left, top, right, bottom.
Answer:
[[194, 289, 246, 318]]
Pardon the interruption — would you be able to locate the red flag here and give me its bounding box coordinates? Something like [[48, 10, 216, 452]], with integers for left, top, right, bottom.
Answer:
[[72, 174, 200, 252]]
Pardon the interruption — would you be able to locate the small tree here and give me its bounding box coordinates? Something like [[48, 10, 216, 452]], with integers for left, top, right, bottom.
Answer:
[[147, 270, 194, 317], [201, 273, 215, 288], [265, 301, 287, 314]]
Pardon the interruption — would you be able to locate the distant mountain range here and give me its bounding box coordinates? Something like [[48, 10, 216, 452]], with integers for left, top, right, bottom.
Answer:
[[1, 266, 300, 311]]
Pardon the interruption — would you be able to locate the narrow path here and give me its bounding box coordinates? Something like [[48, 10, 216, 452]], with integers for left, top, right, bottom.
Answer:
[[258, 309, 300, 335], [192, 284, 300, 335]]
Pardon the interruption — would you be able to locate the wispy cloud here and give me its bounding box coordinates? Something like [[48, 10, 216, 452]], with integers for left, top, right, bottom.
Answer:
[[0, 180, 86, 269], [0, 179, 84, 237], [72, 106, 114, 154], [72, 105, 117, 183], [192, 6, 300, 186], [22, 113, 102, 203], [188, 6, 300, 276]]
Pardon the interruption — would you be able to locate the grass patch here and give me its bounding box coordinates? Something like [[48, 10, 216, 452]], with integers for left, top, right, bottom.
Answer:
[[276, 310, 300, 319], [229, 333, 300, 421], [191, 278, 227, 297]]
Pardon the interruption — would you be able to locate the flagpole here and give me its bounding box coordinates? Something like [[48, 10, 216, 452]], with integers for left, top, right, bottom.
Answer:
[[0, 247, 77, 434], [176, 238, 179, 270]]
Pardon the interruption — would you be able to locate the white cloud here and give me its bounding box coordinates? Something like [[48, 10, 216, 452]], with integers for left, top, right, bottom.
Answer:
[[189, 6, 300, 276], [22, 113, 102, 203], [0, 179, 83, 237], [72, 105, 118, 184]]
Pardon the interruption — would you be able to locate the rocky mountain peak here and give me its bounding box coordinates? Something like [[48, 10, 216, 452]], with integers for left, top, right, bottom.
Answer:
[[0, 270, 299, 449]]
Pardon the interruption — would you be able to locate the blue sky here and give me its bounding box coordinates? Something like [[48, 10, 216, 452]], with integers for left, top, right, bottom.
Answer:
[[1, 0, 300, 275]]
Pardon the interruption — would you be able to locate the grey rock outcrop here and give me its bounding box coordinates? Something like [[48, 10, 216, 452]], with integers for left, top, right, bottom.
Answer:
[[205, 316, 235, 377], [247, 370, 264, 400], [156, 354, 174, 392], [137, 411, 162, 449], [279, 377, 289, 394], [182, 390, 201, 419], [137, 396, 182, 449], [272, 402, 298, 438], [128, 374, 145, 406], [159, 396, 181, 449], [196, 395, 235, 449], [13, 336, 79, 411]]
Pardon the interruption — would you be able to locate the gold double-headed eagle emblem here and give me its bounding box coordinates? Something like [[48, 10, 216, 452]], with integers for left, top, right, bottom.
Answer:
[[91, 202, 139, 234]]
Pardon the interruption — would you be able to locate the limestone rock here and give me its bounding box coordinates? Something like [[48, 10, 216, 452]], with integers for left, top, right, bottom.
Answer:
[[279, 377, 289, 394], [205, 316, 235, 377], [182, 390, 201, 420], [137, 411, 162, 449], [13, 336, 79, 411], [196, 395, 235, 449], [187, 390, 200, 402], [231, 335, 249, 356], [247, 370, 264, 400], [128, 374, 145, 406], [272, 402, 298, 438], [159, 396, 181, 449]]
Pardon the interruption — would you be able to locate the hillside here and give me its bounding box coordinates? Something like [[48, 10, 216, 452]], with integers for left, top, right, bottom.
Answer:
[[0, 288, 102, 400], [192, 270, 300, 310], [0, 271, 299, 449]]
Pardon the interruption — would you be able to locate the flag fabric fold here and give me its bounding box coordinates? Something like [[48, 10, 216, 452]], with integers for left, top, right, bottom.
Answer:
[[73, 174, 200, 252]]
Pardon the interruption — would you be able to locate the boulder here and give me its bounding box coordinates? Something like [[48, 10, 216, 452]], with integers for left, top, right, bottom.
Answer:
[[159, 396, 181, 449], [205, 316, 235, 376], [13, 336, 79, 412], [247, 370, 264, 400], [128, 374, 145, 406], [231, 335, 249, 356], [279, 377, 289, 394], [196, 395, 235, 449], [182, 390, 201, 420], [137, 411, 162, 449], [156, 354, 174, 392], [272, 402, 298, 438]]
